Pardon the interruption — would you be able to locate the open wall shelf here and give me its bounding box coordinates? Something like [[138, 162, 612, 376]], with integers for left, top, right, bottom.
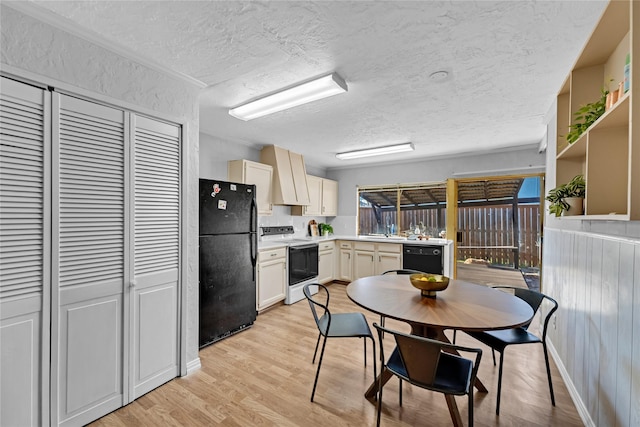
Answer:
[[554, 0, 639, 220]]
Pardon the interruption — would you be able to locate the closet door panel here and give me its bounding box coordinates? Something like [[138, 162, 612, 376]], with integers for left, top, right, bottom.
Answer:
[[53, 94, 125, 426], [130, 115, 180, 399], [0, 77, 49, 427]]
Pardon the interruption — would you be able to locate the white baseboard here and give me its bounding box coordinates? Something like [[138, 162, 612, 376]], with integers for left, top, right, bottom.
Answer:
[[185, 357, 201, 375], [547, 340, 595, 427]]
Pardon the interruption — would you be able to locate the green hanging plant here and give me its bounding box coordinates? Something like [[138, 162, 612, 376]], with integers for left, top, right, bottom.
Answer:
[[565, 87, 608, 144], [545, 174, 586, 216]]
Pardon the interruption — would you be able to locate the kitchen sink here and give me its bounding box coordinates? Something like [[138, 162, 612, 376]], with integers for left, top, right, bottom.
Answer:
[[361, 235, 407, 241]]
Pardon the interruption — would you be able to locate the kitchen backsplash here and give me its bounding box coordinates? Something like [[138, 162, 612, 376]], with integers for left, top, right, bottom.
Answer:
[[258, 205, 328, 239]]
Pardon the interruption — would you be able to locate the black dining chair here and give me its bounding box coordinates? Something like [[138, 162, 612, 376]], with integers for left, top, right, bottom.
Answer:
[[303, 283, 376, 402], [462, 286, 558, 415], [373, 323, 482, 427]]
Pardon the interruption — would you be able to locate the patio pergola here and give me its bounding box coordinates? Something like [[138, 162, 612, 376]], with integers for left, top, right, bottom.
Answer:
[[359, 178, 540, 268]]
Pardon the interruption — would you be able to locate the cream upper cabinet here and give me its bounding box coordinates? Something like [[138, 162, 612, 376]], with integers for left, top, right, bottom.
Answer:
[[321, 178, 338, 216], [292, 175, 338, 216], [260, 145, 310, 206], [228, 159, 273, 215]]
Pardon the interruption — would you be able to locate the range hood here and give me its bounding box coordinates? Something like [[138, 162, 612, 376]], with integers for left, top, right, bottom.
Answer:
[[260, 145, 310, 206]]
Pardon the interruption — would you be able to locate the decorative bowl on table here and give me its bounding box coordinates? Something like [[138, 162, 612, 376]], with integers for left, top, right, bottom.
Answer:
[[409, 273, 449, 298]]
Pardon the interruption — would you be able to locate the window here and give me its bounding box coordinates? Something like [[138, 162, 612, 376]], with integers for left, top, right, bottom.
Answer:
[[357, 182, 447, 237]]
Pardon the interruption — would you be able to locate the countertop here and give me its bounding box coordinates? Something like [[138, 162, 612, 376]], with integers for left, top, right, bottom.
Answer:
[[258, 235, 453, 250]]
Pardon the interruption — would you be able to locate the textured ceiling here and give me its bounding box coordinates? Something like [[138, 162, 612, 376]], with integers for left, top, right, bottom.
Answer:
[[29, 1, 608, 169]]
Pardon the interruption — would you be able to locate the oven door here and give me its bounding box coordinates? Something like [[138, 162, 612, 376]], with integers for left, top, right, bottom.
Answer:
[[288, 243, 319, 285]]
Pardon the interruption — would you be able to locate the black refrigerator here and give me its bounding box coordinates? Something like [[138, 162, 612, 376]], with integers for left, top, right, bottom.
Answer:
[[199, 179, 257, 348]]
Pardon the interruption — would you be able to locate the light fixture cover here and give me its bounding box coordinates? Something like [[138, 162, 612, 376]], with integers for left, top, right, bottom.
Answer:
[[229, 73, 348, 121], [336, 143, 415, 160]]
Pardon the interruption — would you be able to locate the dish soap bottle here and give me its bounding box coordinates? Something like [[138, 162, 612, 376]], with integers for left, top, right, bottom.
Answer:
[[624, 53, 630, 93]]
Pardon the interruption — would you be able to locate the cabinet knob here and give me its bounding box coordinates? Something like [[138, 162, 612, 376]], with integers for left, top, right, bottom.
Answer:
[[130, 280, 137, 288]]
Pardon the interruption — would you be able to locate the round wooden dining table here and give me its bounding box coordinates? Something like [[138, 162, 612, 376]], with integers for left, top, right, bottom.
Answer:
[[346, 274, 534, 426]]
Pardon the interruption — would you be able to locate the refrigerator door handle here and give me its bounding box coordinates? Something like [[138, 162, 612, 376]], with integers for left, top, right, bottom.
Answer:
[[250, 194, 257, 234], [250, 232, 257, 281], [250, 192, 258, 282]]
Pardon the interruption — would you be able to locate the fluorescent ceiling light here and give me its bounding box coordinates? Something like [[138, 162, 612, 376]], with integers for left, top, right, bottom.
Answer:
[[229, 73, 348, 121], [336, 143, 415, 160]]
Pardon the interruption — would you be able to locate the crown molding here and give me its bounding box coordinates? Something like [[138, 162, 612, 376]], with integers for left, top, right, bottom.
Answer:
[[3, 1, 207, 89]]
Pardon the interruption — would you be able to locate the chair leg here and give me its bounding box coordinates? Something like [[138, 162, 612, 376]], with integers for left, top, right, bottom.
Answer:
[[399, 379, 403, 406], [380, 315, 385, 338], [371, 337, 377, 383], [496, 351, 504, 415], [311, 335, 328, 402], [492, 349, 496, 366], [468, 390, 474, 427], [542, 342, 556, 406], [364, 337, 368, 367], [376, 360, 384, 427], [312, 333, 322, 363], [452, 330, 457, 343]]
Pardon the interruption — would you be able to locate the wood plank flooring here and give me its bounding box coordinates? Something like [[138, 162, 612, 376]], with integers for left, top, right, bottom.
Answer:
[[89, 283, 582, 427], [456, 263, 529, 289]]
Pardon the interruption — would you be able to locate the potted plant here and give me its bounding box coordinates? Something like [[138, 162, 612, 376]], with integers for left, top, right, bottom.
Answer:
[[318, 223, 334, 236], [545, 174, 586, 216], [565, 87, 608, 144]]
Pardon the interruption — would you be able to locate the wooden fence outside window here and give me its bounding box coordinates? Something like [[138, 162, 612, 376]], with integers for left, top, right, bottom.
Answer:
[[359, 204, 540, 268]]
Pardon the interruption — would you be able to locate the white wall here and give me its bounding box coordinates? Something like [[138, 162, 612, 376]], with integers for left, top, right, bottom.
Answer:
[[199, 132, 329, 237], [1, 3, 201, 375], [327, 145, 546, 234], [543, 113, 640, 427]]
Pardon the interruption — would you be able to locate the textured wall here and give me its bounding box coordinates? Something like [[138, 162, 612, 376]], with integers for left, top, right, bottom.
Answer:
[[1, 4, 202, 369]]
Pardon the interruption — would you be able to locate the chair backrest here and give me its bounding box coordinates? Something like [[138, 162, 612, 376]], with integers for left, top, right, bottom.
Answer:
[[373, 323, 482, 390], [494, 286, 559, 334], [382, 269, 426, 275], [303, 283, 331, 336]]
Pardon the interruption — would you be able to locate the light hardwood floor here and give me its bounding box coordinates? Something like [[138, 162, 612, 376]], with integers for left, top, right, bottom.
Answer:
[[456, 263, 529, 289], [89, 283, 582, 426]]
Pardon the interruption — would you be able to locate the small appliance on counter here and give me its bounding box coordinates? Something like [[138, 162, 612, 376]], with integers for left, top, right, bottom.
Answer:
[[199, 179, 257, 348]]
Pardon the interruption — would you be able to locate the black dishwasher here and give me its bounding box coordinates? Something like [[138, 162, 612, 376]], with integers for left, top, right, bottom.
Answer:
[[402, 245, 444, 274]]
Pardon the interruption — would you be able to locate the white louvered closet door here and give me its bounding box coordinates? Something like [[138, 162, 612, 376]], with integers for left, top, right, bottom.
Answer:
[[52, 93, 126, 427], [0, 77, 49, 427], [129, 115, 180, 399]]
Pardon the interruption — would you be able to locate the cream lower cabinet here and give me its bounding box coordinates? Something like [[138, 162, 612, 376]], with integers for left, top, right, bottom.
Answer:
[[317, 241, 335, 284], [352, 242, 403, 280], [375, 243, 403, 274], [337, 241, 353, 281], [354, 242, 376, 280], [257, 247, 287, 311]]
